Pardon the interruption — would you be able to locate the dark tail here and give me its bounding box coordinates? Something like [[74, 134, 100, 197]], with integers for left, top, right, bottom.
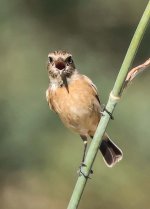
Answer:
[[99, 134, 123, 167]]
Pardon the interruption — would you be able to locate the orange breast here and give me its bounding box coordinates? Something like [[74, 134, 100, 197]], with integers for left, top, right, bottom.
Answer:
[[50, 77, 101, 136]]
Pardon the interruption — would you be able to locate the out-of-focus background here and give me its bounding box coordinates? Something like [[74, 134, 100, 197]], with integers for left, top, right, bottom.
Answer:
[[0, 0, 150, 209]]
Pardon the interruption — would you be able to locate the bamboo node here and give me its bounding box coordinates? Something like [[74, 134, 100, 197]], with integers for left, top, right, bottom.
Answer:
[[110, 91, 120, 101]]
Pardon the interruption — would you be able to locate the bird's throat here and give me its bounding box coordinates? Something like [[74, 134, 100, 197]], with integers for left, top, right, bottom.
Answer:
[[61, 73, 69, 93]]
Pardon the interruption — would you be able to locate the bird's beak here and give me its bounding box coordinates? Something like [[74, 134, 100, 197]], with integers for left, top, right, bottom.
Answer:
[[55, 60, 66, 77], [55, 61, 66, 71], [55, 60, 69, 92]]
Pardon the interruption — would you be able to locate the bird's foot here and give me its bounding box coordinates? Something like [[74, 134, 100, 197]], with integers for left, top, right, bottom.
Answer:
[[77, 163, 93, 179], [101, 104, 114, 120]]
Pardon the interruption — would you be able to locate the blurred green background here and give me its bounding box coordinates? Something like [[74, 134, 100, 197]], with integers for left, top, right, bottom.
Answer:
[[0, 0, 150, 208]]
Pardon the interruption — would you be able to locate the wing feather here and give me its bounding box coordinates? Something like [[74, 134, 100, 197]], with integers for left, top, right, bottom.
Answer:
[[82, 75, 101, 105], [46, 88, 55, 111]]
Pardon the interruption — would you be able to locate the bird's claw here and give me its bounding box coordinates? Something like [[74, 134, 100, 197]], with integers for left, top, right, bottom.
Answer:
[[101, 104, 114, 120], [77, 163, 93, 179]]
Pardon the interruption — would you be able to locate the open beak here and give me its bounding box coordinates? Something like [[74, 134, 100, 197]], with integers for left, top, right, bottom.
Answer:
[[55, 61, 65, 71], [55, 61, 69, 93]]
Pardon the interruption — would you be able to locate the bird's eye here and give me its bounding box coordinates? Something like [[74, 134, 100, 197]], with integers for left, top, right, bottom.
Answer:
[[66, 56, 73, 64], [48, 56, 53, 63]]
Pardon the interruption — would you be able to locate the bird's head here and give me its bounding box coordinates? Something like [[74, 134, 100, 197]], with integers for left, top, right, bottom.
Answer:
[[47, 50, 76, 82]]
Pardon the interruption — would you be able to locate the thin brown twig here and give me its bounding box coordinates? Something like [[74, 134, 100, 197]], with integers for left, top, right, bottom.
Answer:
[[125, 58, 150, 88]]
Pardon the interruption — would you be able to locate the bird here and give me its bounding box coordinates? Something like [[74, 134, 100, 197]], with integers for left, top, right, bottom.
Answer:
[[46, 50, 123, 168]]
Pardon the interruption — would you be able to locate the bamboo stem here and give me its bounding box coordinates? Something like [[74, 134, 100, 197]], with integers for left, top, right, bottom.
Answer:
[[67, 2, 150, 209]]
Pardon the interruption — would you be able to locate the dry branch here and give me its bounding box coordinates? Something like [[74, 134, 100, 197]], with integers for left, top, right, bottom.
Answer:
[[125, 58, 150, 87]]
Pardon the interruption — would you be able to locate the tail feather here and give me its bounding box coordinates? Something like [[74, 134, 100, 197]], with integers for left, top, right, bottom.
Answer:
[[99, 136, 123, 167]]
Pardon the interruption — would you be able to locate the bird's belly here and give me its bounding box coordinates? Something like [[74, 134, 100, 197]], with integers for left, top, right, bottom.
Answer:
[[60, 108, 99, 136], [53, 91, 100, 135]]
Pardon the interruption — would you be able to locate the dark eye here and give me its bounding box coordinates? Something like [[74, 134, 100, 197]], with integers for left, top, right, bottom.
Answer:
[[66, 56, 73, 64], [48, 56, 53, 63]]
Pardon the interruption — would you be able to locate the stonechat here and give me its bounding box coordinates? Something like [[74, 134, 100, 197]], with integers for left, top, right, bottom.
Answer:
[[46, 50, 123, 167]]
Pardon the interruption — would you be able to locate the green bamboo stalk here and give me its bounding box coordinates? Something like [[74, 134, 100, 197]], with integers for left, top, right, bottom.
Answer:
[[113, 1, 150, 97], [67, 2, 150, 209]]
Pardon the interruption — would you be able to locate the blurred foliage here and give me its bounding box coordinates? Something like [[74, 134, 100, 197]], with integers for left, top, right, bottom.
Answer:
[[0, 0, 150, 209]]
